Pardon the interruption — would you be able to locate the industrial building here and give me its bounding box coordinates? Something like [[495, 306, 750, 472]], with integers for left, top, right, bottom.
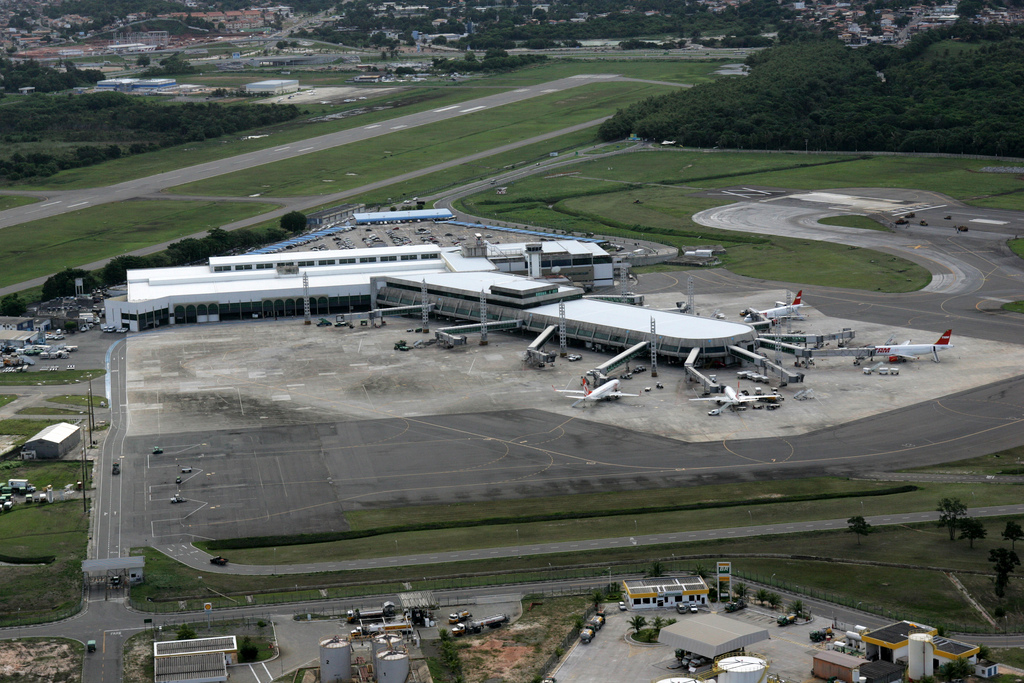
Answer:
[[621, 576, 710, 609], [244, 79, 300, 95], [21, 422, 81, 459], [95, 78, 177, 92], [857, 621, 978, 676], [658, 614, 769, 657], [153, 636, 237, 683], [306, 203, 364, 227], [354, 209, 453, 224]]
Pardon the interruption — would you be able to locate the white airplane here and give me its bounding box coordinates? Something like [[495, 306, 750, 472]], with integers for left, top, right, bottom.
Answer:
[[690, 384, 782, 413], [742, 291, 805, 323], [869, 329, 953, 363], [554, 377, 639, 408]]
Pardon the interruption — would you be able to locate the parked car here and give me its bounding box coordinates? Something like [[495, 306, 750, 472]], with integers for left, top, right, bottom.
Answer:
[[209, 556, 228, 566]]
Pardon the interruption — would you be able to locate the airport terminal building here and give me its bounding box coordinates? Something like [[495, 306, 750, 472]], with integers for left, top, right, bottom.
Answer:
[[106, 239, 756, 358]]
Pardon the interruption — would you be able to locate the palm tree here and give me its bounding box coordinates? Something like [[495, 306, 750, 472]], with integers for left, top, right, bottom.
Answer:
[[652, 616, 667, 632], [767, 592, 782, 610], [629, 615, 648, 633], [648, 561, 665, 578], [591, 588, 604, 609], [789, 599, 805, 619], [754, 588, 770, 605], [733, 583, 748, 600], [692, 562, 708, 579]]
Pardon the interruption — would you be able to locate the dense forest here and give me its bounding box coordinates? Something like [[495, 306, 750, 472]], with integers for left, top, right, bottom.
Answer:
[[0, 58, 103, 94], [599, 25, 1024, 157], [0, 94, 301, 181]]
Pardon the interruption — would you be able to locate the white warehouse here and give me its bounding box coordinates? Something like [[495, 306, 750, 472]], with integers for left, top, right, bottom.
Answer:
[[244, 79, 300, 95]]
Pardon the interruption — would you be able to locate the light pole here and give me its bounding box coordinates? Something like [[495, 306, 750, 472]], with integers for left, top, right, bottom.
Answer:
[[516, 528, 520, 558]]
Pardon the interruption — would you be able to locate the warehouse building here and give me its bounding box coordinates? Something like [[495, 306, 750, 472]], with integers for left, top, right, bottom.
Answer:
[[354, 209, 454, 224], [244, 79, 299, 95], [658, 613, 769, 657], [306, 203, 364, 227], [621, 576, 710, 609], [21, 422, 81, 459], [153, 636, 237, 683]]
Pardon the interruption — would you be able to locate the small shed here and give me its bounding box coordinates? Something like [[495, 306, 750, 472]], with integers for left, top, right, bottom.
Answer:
[[18, 86, 35, 95], [813, 650, 865, 683], [22, 422, 81, 459]]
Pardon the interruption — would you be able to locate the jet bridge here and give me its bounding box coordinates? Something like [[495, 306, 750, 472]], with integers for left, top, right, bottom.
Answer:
[[584, 341, 650, 386], [337, 303, 434, 325], [526, 325, 558, 365], [683, 347, 722, 395], [759, 328, 856, 348], [727, 345, 804, 385], [435, 319, 523, 348]]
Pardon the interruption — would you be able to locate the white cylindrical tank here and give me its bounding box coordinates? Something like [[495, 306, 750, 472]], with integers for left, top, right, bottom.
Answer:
[[376, 650, 410, 681], [372, 634, 402, 657], [319, 636, 351, 683], [718, 656, 767, 683], [655, 678, 699, 683], [845, 631, 862, 642], [908, 633, 934, 680]]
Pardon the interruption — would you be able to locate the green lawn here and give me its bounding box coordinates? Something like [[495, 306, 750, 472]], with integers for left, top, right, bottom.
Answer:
[[817, 215, 888, 231], [0, 395, 16, 408], [214, 482, 1023, 565], [0, 201, 275, 289], [457, 58, 724, 86], [169, 82, 674, 197], [46, 394, 107, 408], [0, 501, 89, 625], [17, 407, 87, 416], [15, 88, 491, 191], [0, 195, 38, 211], [902, 447, 1024, 475], [1003, 302, 1024, 314], [0, 369, 105, 386], [1010, 238, 1024, 259], [0, 461, 85, 490]]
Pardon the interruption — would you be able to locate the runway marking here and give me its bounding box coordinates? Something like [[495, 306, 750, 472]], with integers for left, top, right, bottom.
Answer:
[[391, 124, 408, 130], [513, 89, 529, 93], [459, 106, 486, 113], [433, 105, 459, 112], [274, 147, 291, 152], [299, 146, 315, 152], [541, 89, 558, 93], [68, 201, 89, 208], [364, 124, 380, 129], [970, 218, 1009, 225], [40, 201, 62, 207]]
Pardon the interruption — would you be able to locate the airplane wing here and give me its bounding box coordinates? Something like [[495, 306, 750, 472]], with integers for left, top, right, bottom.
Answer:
[[554, 389, 587, 397], [607, 391, 641, 398], [885, 348, 918, 359]]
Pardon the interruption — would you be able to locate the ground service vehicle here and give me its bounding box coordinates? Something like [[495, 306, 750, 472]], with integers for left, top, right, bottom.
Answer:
[[452, 613, 509, 636], [777, 614, 797, 626], [580, 626, 595, 643], [724, 599, 746, 612], [449, 610, 471, 624], [346, 602, 397, 623]]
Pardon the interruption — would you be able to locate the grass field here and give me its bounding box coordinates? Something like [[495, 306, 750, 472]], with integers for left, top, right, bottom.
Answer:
[[0, 395, 16, 408], [0, 461, 86, 490], [459, 177, 931, 292], [0, 200, 275, 289], [213, 482, 1022, 564], [454, 58, 724, 86], [1004, 302, 1024, 314], [0, 196, 38, 211], [15, 88, 490, 191], [17, 407, 87, 416], [817, 215, 888, 231], [0, 501, 89, 623], [46, 394, 106, 408], [169, 81, 675, 197], [903, 448, 1024, 475], [1010, 238, 1024, 259], [0, 369, 105, 386]]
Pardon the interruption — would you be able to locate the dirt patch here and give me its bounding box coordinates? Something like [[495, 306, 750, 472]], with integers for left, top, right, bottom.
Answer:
[[459, 595, 589, 683], [124, 631, 155, 683], [0, 638, 82, 682]]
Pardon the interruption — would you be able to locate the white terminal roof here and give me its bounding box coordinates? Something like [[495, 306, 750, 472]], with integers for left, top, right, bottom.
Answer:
[[209, 244, 442, 267], [248, 79, 299, 86], [414, 270, 580, 296], [532, 298, 753, 342], [26, 422, 80, 444]]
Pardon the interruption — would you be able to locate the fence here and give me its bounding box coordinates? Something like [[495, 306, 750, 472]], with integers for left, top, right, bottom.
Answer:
[[0, 592, 83, 629], [536, 604, 598, 680]]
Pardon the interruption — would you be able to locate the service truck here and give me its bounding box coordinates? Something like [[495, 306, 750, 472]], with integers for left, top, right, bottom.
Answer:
[[346, 601, 397, 623], [451, 614, 508, 636]]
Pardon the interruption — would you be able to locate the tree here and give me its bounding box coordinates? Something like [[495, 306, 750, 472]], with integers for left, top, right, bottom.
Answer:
[[42, 268, 96, 301], [176, 624, 197, 640], [959, 517, 987, 548], [989, 547, 1021, 598], [754, 588, 770, 605], [652, 616, 667, 633], [239, 636, 259, 662], [766, 592, 782, 610], [1002, 520, 1024, 550], [691, 562, 708, 579], [938, 657, 973, 681], [591, 588, 604, 609], [279, 211, 307, 234], [0, 294, 26, 317], [847, 515, 873, 545], [135, 54, 150, 67], [789, 599, 805, 619], [733, 583, 748, 600], [937, 497, 968, 541], [628, 615, 647, 633], [647, 561, 664, 578]]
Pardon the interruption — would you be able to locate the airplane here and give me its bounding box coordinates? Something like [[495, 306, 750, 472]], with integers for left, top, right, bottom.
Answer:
[[554, 377, 639, 408], [689, 384, 783, 413], [742, 291, 805, 323], [868, 329, 953, 363]]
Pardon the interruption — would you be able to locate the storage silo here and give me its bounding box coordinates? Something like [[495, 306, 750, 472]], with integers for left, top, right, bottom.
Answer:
[[375, 650, 410, 681], [718, 656, 768, 683], [319, 636, 351, 683], [908, 633, 934, 680], [372, 634, 402, 657], [655, 678, 700, 683]]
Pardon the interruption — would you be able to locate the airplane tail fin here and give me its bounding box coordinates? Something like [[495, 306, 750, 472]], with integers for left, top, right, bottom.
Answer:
[[581, 376, 591, 396], [792, 290, 802, 305], [935, 329, 953, 346]]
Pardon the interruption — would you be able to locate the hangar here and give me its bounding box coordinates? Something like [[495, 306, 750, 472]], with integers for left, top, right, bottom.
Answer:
[[21, 422, 81, 459]]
